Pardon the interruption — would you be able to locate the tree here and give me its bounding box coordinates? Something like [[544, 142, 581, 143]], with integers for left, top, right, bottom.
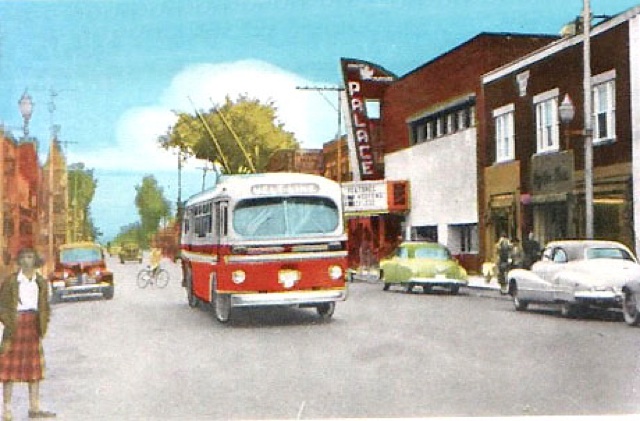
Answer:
[[67, 163, 99, 241], [134, 175, 171, 247], [113, 222, 143, 246], [160, 95, 299, 174]]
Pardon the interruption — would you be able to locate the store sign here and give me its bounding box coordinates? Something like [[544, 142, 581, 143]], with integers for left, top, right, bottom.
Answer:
[[342, 180, 388, 214], [341, 58, 396, 180], [530, 151, 574, 195]]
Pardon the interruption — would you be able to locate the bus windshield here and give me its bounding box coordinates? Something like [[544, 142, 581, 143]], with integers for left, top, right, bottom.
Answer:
[[233, 196, 339, 238]]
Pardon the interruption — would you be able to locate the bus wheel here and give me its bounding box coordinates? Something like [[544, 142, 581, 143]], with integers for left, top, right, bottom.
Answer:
[[213, 293, 231, 323], [185, 269, 199, 308], [317, 302, 335, 320]]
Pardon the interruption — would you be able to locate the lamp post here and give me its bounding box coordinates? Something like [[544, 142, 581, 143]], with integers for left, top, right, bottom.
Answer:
[[18, 90, 34, 141]]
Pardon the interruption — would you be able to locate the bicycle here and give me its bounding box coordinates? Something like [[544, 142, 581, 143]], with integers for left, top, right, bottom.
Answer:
[[137, 265, 170, 288]]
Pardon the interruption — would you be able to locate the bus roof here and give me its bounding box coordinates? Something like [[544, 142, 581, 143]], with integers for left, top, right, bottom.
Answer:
[[184, 173, 341, 207]]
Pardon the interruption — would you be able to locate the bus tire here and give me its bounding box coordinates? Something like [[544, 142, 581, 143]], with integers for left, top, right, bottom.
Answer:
[[213, 293, 231, 323], [185, 268, 200, 308], [317, 302, 335, 320]]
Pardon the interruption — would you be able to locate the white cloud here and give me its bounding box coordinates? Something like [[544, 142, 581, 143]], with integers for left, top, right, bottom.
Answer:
[[72, 60, 340, 172]]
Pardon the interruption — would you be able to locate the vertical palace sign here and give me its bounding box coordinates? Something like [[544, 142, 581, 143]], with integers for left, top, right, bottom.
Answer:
[[341, 58, 396, 181]]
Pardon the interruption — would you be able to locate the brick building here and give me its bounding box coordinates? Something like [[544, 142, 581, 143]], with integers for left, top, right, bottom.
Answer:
[[347, 33, 557, 272], [322, 136, 351, 183], [0, 130, 42, 277], [480, 6, 640, 261]]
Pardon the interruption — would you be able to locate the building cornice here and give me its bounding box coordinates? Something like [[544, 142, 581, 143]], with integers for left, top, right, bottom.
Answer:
[[482, 5, 640, 85]]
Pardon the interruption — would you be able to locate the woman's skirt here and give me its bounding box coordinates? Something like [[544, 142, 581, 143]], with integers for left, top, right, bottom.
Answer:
[[0, 311, 45, 382]]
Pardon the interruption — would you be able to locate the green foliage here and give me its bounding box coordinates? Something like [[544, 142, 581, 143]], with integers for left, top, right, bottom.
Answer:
[[67, 163, 99, 241], [112, 223, 143, 246], [159, 95, 299, 173], [134, 175, 171, 248]]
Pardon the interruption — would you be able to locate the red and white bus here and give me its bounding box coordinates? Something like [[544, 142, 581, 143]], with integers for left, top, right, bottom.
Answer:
[[180, 172, 348, 323]]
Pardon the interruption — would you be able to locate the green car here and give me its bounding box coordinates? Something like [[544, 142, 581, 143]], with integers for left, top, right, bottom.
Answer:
[[118, 242, 142, 264], [380, 242, 468, 294]]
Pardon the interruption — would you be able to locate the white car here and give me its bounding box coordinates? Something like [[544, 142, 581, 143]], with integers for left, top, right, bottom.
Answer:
[[622, 275, 640, 327], [507, 240, 640, 318]]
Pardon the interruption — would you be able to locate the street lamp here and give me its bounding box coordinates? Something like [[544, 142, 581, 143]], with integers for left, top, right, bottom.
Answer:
[[18, 90, 34, 140], [558, 94, 575, 143]]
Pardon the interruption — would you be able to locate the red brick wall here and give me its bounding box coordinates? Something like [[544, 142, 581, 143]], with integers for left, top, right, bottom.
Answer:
[[382, 33, 558, 154]]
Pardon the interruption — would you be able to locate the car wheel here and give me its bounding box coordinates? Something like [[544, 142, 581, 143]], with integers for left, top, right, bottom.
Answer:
[[317, 302, 335, 320], [511, 283, 528, 311], [103, 285, 114, 300], [185, 268, 199, 308], [560, 302, 579, 318], [450, 285, 460, 295], [622, 290, 640, 326]]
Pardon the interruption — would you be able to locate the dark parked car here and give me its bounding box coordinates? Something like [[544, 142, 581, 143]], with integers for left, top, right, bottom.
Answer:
[[49, 242, 114, 302]]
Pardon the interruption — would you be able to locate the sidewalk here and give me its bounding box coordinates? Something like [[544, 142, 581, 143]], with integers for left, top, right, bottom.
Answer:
[[467, 274, 501, 291], [350, 270, 502, 291]]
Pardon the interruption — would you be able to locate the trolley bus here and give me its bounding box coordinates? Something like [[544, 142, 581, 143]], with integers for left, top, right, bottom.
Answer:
[[180, 172, 348, 323]]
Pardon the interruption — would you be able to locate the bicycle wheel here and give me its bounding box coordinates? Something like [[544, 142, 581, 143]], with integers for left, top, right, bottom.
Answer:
[[155, 269, 170, 288], [137, 269, 151, 288]]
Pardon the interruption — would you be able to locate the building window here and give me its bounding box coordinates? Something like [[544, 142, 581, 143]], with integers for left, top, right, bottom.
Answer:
[[436, 116, 444, 137], [493, 103, 515, 163], [406, 98, 475, 145], [534, 88, 560, 153], [365, 99, 380, 119], [592, 70, 616, 143], [457, 109, 468, 130], [454, 223, 477, 253]]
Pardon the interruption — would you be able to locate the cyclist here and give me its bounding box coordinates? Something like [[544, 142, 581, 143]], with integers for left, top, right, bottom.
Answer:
[[149, 246, 162, 277]]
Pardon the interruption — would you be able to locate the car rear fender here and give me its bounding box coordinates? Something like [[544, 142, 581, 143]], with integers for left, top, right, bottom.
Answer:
[[508, 268, 550, 299]]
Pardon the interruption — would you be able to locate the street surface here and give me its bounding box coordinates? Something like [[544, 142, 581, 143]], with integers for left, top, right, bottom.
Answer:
[[21, 256, 640, 420]]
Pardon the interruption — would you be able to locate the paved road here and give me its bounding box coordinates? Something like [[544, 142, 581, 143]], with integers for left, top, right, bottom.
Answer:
[[22, 256, 640, 420]]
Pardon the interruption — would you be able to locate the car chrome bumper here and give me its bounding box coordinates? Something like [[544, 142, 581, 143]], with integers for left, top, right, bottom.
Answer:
[[409, 277, 468, 286], [574, 290, 623, 304], [229, 288, 347, 307], [53, 282, 112, 296]]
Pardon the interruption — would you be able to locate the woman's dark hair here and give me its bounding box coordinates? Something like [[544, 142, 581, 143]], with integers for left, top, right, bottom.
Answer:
[[17, 247, 44, 268]]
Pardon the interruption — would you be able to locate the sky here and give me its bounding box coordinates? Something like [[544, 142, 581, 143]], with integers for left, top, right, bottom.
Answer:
[[1, 0, 639, 241]]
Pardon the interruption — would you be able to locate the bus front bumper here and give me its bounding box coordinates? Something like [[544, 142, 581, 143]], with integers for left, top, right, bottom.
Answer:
[[229, 289, 347, 307]]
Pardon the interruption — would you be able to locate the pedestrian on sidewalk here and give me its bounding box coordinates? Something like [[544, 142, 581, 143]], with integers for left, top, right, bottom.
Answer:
[[523, 232, 541, 269], [0, 248, 55, 420]]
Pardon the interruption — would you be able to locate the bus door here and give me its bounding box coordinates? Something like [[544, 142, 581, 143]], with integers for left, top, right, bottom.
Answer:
[[214, 200, 229, 266]]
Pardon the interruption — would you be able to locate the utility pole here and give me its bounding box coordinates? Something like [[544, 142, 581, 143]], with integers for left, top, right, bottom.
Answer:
[[582, 0, 594, 239], [296, 85, 345, 181]]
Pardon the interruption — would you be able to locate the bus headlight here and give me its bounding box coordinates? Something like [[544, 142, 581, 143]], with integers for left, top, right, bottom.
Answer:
[[232, 270, 246, 284], [328, 265, 343, 280]]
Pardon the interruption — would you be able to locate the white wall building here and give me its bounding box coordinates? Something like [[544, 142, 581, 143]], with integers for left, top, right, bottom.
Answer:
[[385, 127, 479, 256]]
